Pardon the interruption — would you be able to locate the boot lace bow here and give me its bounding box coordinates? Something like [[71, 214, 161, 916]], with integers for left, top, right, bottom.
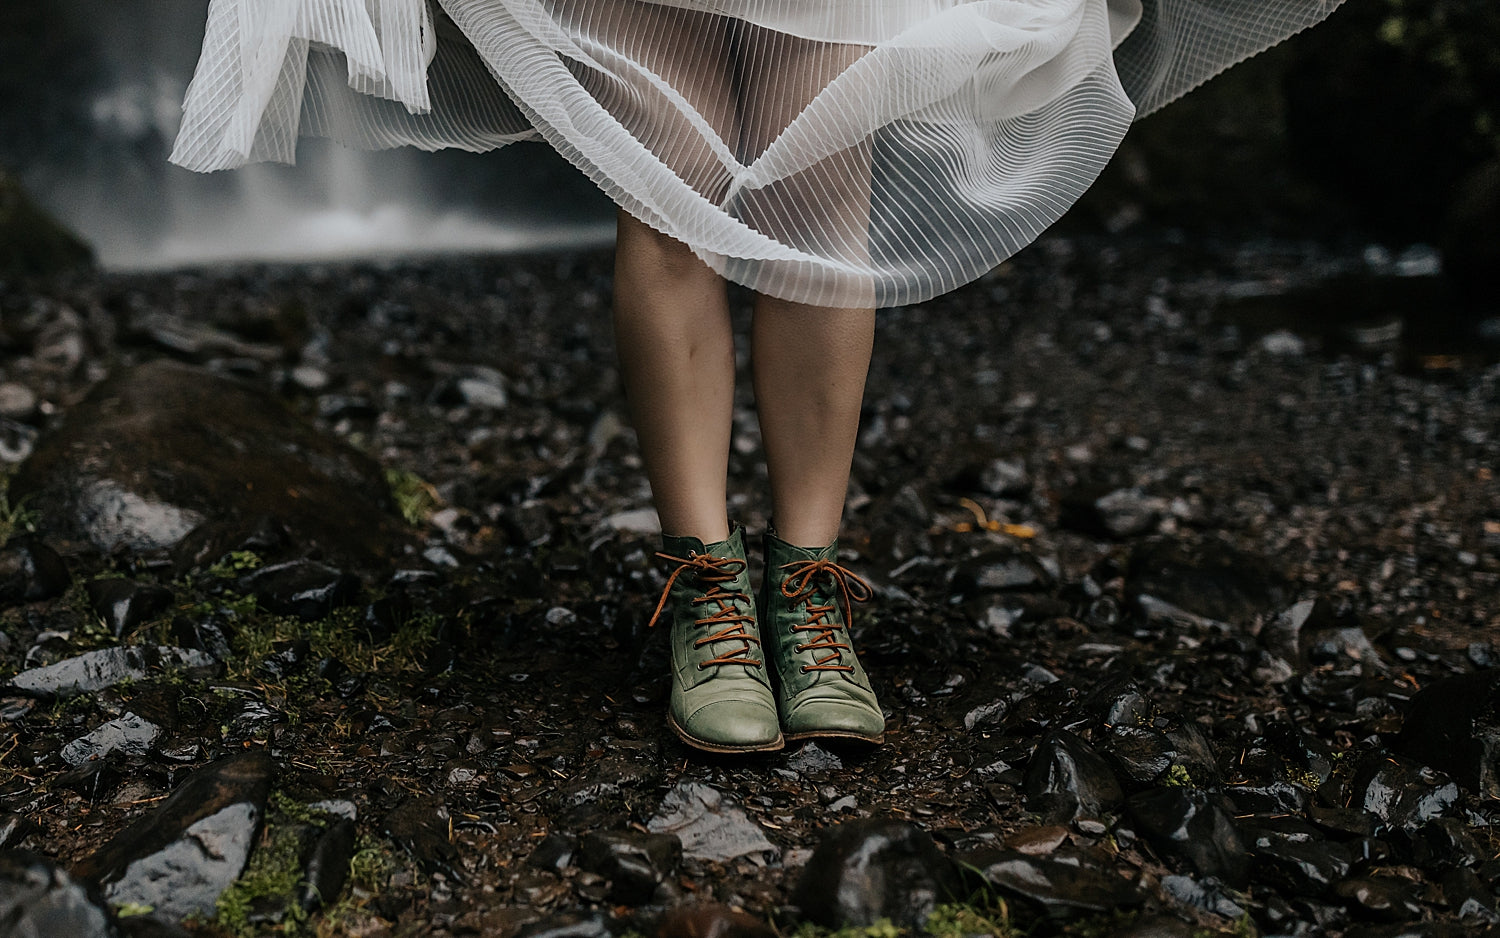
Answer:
[[648, 551, 763, 669], [778, 559, 873, 673]]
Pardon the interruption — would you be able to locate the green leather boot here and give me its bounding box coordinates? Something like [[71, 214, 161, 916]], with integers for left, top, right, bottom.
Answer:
[[761, 532, 885, 743], [650, 526, 783, 753]]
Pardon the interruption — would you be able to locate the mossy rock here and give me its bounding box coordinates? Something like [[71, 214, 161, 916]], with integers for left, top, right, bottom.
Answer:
[[0, 167, 93, 278]]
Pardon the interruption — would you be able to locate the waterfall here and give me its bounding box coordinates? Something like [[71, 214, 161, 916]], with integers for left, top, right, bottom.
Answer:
[[1, 2, 614, 270]]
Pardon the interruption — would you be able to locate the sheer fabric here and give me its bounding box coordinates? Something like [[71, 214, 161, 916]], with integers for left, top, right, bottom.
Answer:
[[171, 0, 1345, 307]]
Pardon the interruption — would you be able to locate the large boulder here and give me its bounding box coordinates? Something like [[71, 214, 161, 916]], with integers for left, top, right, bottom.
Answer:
[[0, 168, 93, 279], [10, 360, 406, 563]]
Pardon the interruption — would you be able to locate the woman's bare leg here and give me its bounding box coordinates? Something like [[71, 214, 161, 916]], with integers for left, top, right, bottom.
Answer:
[[751, 300, 874, 547], [614, 213, 735, 543], [737, 30, 875, 546], [588, 1, 740, 543]]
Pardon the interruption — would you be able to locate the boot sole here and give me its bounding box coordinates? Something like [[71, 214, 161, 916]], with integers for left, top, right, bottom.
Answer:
[[667, 711, 785, 754], [784, 729, 885, 745]]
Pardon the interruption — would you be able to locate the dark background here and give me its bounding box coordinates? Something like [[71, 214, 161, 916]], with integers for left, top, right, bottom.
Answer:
[[1, 0, 1497, 281]]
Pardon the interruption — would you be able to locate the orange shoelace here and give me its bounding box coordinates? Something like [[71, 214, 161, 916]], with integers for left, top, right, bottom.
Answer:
[[648, 551, 763, 669], [778, 559, 873, 673]]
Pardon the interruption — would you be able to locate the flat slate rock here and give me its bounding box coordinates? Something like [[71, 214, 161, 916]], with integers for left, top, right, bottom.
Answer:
[[75, 751, 272, 922], [9, 360, 405, 562], [647, 781, 780, 864], [5, 646, 218, 699], [0, 849, 118, 938]]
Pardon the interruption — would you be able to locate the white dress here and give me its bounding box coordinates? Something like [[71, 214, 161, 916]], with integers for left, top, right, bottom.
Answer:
[[170, 0, 1346, 307]]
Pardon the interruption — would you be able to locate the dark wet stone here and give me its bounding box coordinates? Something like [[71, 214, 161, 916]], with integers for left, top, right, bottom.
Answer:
[[0, 849, 118, 938], [169, 515, 289, 577], [1305, 625, 1386, 671], [515, 913, 616, 938], [1261, 598, 1327, 663], [360, 595, 406, 644], [1251, 836, 1352, 897], [1335, 876, 1424, 922], [1022, 730, 1123, 821], [1126, 788, 1250, 887], [656, 903, 777, 938], [1103, 725, 1175, 787], [1395, 670, 1500, 800], [0, 812, 32, 848], [84, 579, 174, 638], [647, 781, 779, 864], [1443, 868, 1500, 923], [1112, 916, 1198, 938], [297, 817, 355, 911], [1125, 536, 1284, 627], [578, 829, 681, 905], [0, 538, 70, 604], [1410, 818, 1484, 872], [1307, 803, 1377, 838], [1162, 722, 1223, 787], [1002, 680, 1080, 734], [75, 751, 271, 921], [527, 833, 577, 872], [316, 657, 365, 698], [1060, 486, 1165, 539], [1002, 825, 1069, 856], [167, 614, 236, 663], [61, 712, 162, 767], [792, 820, 960, 928], [55, 759, 120, 803], [951, 549, 1053, 595], [225, 699, 282, 740], [786, 742, 844, 775], [258, 639, 311, 680], [8, 361, 404, 561], [5, 646, 219, 699], [1224, 780, 1313, 816], [1351, 753, 1459, 832], [961, 848, 1146, 917], [383, 796, 465, 883], [963, 699, 1010, 732], [239, 561, 360, 620], [1159, 874, 1246, 920]]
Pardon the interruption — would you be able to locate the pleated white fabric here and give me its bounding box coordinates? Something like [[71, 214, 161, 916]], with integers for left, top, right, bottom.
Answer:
[[171, 0, 1345, 306]]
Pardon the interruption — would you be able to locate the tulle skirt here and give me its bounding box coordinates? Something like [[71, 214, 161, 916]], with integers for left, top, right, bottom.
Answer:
[[170, 0, 1345, 307]]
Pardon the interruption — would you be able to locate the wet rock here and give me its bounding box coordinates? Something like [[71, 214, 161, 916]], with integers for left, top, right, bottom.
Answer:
[[1159, 874, 1247, 920], [0, 538, 70, 604], [0, 382, 38, 420], [238, 560, 359, 620], [647, 781, 779, 864], [0, 850, 117, 938], [792, 820, 960, 928], [1351, 753, 1459, 833], [8, 360, 403, 561], [170, 515, 289, 576], [963, 699, 1010, 733], [527, 833, 576, 872], [951, 549, 1053, 595], [0, 812, 32, 848], [1251, 836, 1352, 897], [1223, 780, 1312, 816], [297, 817, 356, 911], [578, 830, 681, 905], [60, 712, 162, 767], [1395, 670, 1500, 800], [1443, 868, 1500, 924], [75, 751, 271, 921], [1162, 722, 1223, 787], [257, 639, 311, 680], [655, 903, 777, 938], [1336, 876, 1424, 922], [1022, 730, 1124, 820], [1410, 818, 1485, 872], [5, 646, 218, 699], [0, 169, 95, 278], [515, 913, 616, 938], [786, 742, 844, 776], [1003, 824, 1070, 856], [383, 796, 465, 883], [1126, 789, 1250, 887], [962, 849, 1146, 917], [168, 614, 236, 663], [1103, 725, 1175, 787], [84, 579, 173, 638], [1125, 537, 1284, 627]]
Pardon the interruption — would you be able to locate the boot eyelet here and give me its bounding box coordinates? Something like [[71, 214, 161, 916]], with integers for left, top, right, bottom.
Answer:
[[799, 666, 811, 674], [793, 643, 807, 652]]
